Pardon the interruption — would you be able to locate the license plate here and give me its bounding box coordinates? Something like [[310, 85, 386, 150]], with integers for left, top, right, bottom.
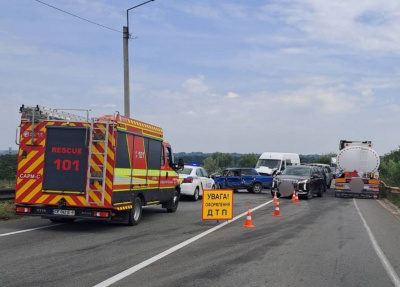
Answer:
[[53, 209, 75, 216]]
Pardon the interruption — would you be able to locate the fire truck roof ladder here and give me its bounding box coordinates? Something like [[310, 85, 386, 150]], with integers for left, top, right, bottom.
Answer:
[[20, 105, 89, 123], [85, 117, 110, 205]]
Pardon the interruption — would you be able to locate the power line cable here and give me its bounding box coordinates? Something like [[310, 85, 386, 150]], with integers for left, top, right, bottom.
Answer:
[[34, 0, 123, 34]]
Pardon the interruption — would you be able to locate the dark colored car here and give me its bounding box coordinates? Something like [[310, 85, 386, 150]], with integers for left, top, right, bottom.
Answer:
[[271, 165, 326, 199], [306, 163, 334, 188]]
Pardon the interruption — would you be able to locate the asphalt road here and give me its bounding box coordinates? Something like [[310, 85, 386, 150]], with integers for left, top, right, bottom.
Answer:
[[1, 188, 399, 287]]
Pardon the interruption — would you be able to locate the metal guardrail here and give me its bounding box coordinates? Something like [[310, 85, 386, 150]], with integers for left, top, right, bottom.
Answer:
[[381, 181, 400, 194], [0, 188, 15, 201]]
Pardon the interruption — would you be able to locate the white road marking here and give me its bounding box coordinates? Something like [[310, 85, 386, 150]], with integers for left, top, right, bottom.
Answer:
[[0, 224, 62, 237], [354, 199, 400, 287], [94, 200, 273, 287]]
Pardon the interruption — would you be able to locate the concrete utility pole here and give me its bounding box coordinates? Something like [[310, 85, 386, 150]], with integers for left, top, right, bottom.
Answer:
[[123, 26, 130, 117], [123, 0, 155, 117]]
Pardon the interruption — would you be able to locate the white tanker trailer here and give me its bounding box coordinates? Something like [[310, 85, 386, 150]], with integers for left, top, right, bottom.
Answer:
[[334, 140, 380, 198]]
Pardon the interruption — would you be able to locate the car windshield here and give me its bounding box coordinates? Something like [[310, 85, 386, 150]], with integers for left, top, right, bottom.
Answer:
[[178, 167, 193, 175], [255, 159, 281, 169], [282, 167, 311, 176]]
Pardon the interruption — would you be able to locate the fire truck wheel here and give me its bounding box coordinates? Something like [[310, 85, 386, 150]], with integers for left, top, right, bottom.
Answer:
[[128, 197, 143, 226], [167, 190, 179, 213]]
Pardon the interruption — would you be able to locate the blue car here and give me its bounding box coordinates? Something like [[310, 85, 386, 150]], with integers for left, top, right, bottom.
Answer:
[[212, 168, 273, 193]]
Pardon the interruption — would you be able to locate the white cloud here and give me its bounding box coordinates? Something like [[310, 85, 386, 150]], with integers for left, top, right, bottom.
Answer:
[[225, 92, 240, 99], [389, 104, 400, 112], [90, 103, 117, 108], [280, 0, 400, 52], [183, 110, 196, 115], [181, 4, 220, 19], [183, 75, 210, 95], [1, 1, 400, 157], [281, 48, 308, 55], [65, 0, 123, 20]]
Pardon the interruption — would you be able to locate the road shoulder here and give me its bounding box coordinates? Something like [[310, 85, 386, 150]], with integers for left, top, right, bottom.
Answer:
[[378, 199, 400, 221]]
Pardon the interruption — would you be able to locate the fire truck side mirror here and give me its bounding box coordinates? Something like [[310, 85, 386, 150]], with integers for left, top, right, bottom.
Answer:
[[15, 127, 20, 145], [175, 158, 184, 171]]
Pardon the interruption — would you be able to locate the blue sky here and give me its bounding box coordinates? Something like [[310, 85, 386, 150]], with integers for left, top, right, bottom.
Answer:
[[1, 0, 400, 156]]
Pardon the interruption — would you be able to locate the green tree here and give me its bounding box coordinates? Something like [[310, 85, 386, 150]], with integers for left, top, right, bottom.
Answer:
[[312, 153, 336, 165], [380, 147, 400, 186], [203, 157, 219, 174], [212, 152, 234, 168], [237, 153, 258, 167], [178, 155, 207, 166], [0, 154, 18, 181]]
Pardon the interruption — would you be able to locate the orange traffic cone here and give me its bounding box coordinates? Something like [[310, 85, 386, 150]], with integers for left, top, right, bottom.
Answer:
[[243, 207, 255, 228], [272, 191, 279, 203], [273, 201, 281, 217], [291, 190, 297, 202], [294, 191, 299, 203]]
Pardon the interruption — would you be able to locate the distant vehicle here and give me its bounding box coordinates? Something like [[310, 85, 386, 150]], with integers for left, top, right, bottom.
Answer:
[[213, 168, 273, 194], [255, 152, 300, 176], [306, 163, 334, 188], [272, 165, 325, 199], [330, 165, 336, 176], [331, 157, 337, 168], [335, 140, 380, 198], [178, 164, 215, 201]]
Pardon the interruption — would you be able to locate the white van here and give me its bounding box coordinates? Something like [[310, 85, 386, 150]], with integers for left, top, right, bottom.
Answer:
[[255, 152, 300, 176]]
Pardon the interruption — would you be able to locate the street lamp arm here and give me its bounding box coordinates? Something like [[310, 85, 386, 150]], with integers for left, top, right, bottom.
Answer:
[[126, 0, 155, 31]]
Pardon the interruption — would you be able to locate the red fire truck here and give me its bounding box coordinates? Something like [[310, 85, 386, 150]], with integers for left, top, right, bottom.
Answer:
[[15, 105, 183, 225]]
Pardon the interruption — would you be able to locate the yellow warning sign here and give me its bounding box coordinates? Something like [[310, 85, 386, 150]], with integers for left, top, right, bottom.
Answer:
[[202, 189, 233, 220]]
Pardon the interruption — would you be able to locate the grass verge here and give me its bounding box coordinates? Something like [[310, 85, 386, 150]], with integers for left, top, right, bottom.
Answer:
[[0, 201, 21, 221], [387, 193, 400, 208], [0, 180, 14, 189]]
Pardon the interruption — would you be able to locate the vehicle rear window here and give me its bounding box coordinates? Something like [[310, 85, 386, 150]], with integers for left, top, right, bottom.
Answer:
[[179, 167, 192, 175], [241, 169, 253, 175], [282, 168, 311, 176]]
